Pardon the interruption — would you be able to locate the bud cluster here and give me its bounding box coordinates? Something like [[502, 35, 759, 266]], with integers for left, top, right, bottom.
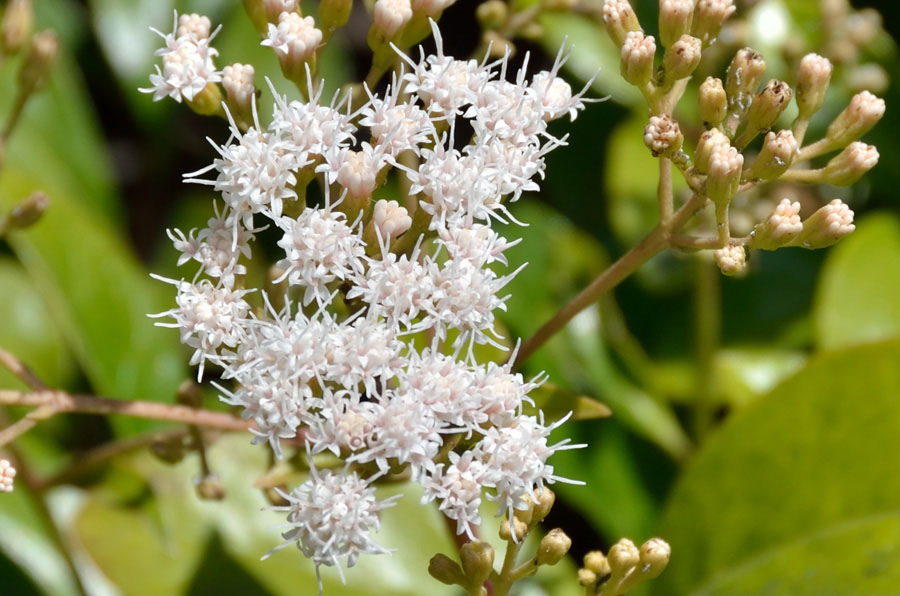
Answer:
[[578, 536, 671, 595]]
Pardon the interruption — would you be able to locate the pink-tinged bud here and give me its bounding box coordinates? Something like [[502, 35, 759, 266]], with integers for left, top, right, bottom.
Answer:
[[791, 199, 855, 248], [725, 48, 766, 118], [222, 63, 256, 128], [706, 145, 743, 205], [373, 0, 413, 39], [744, 130, 798, 181], [714, 244, 747, 276], [644, 114, 684, 157], [795, 53, 832, 119], [742, 80, 792, 142], [620, 31, 656, 87], [601, 0, 641, 48], [262, 12, 322, 83], [659, 0, 694, 47], [749, 198, 802, 250], [0, 459, 16, 493], [372, 199, 412, 242], [695, 128, 730, 175], [821, 142, 879, 186], [692, 0, 736, 46], [411, 0, 455, 17], [825, 91, 885, 148], [177, 13, 212, 39]]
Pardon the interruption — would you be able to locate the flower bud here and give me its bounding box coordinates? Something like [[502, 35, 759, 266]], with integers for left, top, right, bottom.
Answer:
[[725, 48, 766, 118], [820, 142, 879, 186], [584, 550, 611, 576], [177, 13, 212, 39], [499, 517, 529, 542], [825, 91, 885, 149], [372, 0, 413, 40], [531, 487, 556, 523], [428, 553, 466, 586], [706, 145, 743, 205], [663, 34, 702, 82], [749, 198, 802, 250], [187, 82, 225, 117], [320, 0, 353, 33], [242, 0, 269, 35], [460, 541, 495, 585], [263, 12, 322, 84], [6, 191, 49, 229], [742, 80, 792, 142], [0, 459, 16, 493], [265, 0, 299, 22], [744, 130, 798, 181], [639, 538, 671, 579], [175, 379, 204, 408], [714, 244, 747, 276], [412, 0, 454, 17], [659, 0, 694, 47], [601, 0, 641, 48], [222, 63, 256, 128], [792, 199, 855, 248], [476, 0, 508, 29], [2, 0, 31, 56], [620, 31, 656, 88], [17, 30, 59, 96], [795, 53, 832, 120], [644, 115, 684, 158], [608, 538, 640, 574], [699, 77, 727, 126], [151, 436, 187, 463], [372, 199, 412, 242], [536, 529, 572, 566], [692, 0, 736, 46], [195, 474, 225, 500], [578, 568, 598, 586], [694, 128, 730, 175]]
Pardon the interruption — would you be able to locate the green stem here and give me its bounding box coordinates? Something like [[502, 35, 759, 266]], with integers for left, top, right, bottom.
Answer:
[[492, 538, 526, 596], [692, 256, 720, 439]]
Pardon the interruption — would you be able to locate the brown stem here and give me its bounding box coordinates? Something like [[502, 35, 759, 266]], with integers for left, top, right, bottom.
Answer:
[[658, 158, 673, 221], [0, 347, 48, 389], [0, 390, 250, 431], [512, 193, 708, 368]]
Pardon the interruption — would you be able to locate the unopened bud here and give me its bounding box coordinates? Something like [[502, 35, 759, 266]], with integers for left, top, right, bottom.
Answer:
[[265, 0, 300, 22], [608, 538, 640, 574], [825, 91, 885, 149], [175, 379, 204, 407], [821, 142, 879, 186], [0, 459, 16, 493], [195, 474, 225, 500], [18, 30, 59, 95], [795, 53, 832, 120], [460, 541, 495, 585], [187, 82, 225, 117], [714, 244, 747, 276], [372, 199, 412, 243], [372, 0, 413, 40], [639, 538, 671, 579], [578, 568, 598, 586], [584, 551, 611, 576], [706, 145, 743, 204], [699, 77, 727, 126], [7, 191, 49, 229], [601, 0, 641, 48], [177, 13, 212, 39], [476, 0, 509, 29], [694, 128, 730, 174], [222, 63, 256, 127], [844, 64, 889, 95], [749, 198, 802, 250], [2, 0, 32, 56], [531, 487, 556, 523], [620, 31, 656, 88], [725, 48, 766, 117], [743, 80, 792, 140], [537, 529, 572, 566], [692, 0, 736, 46], [644, 115, 683, 157], [499, 517, 529, 542], [151, 436, 187, 464], [264, 12, 322, 83], [411, 0, 453, 17], [792, 199, 854, 248], [428, 553, 466, 586], [320, 0, 353, 32], [744, 130, 798, 181], [663, 34, 702, 82], [659, 0, 694, 47]]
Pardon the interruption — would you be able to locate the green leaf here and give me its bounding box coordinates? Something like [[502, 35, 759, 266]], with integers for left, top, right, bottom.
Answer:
[[814, 212, 900, 350], [654, 339, 900, 595], [0, 257, 76, 390], [691, 512, 900, 596], [527, 383, 611, 423]]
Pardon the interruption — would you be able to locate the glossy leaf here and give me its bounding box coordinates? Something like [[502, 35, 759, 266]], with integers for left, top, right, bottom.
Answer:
[[527, 382, 611, 423], [815, 213, 900, 350], [654, 339, 900, 595]]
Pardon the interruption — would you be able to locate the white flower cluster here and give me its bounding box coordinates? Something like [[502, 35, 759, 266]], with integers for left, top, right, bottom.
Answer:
[[0, 459, 15, 493], [149, 14, 589, 581], [141, 12, 221, 103]]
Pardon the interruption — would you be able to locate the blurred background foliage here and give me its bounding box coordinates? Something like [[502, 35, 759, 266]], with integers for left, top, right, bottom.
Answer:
[[0, 0, 898, 594]]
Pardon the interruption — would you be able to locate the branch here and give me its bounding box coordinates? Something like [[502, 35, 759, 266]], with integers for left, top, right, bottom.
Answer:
[[0, 390, 250, 432]]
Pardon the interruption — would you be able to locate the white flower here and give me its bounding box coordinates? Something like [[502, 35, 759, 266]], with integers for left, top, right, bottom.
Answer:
[[0, 459, 16, 493], [306, 390, 383, 457], [400, 348, 483, 429], [359, 75, 435, 157], [327, 316, 405, 394], [269, 85, 357, 164], [167, 206, 258, 287], [149, 277, 252, 380], [141, 12, 221, 102], [261, 12, 322, 61], [422, 451, 486, 538], [269, 468, 397, 585], [274, 206, 365, 306]]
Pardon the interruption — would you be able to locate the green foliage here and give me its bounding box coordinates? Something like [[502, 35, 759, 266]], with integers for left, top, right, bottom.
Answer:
[[654, 340, 900, 595]]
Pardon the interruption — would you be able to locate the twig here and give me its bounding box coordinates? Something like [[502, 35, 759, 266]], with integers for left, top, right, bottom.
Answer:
[[512, 193, 708, 368], [0, 390, 250, 431], [0, 346, 48, 389], [658, 158, 673, 221], [0, 404, 57, 448]]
